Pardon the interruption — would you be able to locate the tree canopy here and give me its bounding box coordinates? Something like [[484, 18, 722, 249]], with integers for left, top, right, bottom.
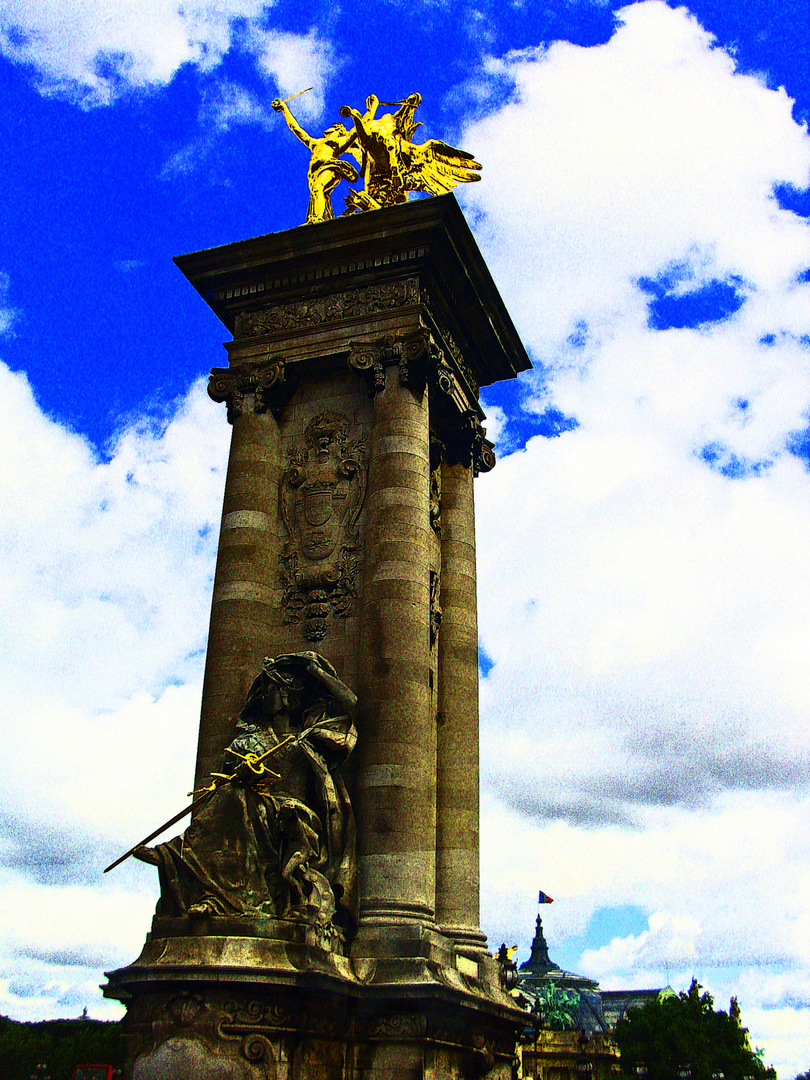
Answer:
[[0, 1014, 123, 1080], [615, 979, 776, 1080]]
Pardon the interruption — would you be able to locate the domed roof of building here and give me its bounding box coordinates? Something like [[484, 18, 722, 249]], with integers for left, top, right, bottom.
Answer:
[[516, 916, 608, 1036]]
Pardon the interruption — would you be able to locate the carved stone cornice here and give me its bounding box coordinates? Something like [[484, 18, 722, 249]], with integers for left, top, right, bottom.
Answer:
[[207, 357, 294, 423], [424, 297, 479, 398], [234, 278, 420, 339]]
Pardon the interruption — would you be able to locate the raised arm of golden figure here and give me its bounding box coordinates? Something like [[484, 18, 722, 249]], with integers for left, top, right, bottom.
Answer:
[[272, 95, 359, 224]]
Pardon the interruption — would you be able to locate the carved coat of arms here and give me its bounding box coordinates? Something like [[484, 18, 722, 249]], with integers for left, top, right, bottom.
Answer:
[[280, 412, 368, 640]]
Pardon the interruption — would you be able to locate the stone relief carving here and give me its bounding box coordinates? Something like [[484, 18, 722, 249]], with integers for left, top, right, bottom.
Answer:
[[347, 336, 396, 396], [280, 412, 368, 641], [208, 358, 294, 423], [429, 437, 443, 535], [431, 364, 496, 477], [235, 279, 419, 338], [124, 988, 290, 1080], [429, 570, 442, 648], [424, 298, 480, 397], [366, 1013, 427, 1040], [134, 653, 358, 942]]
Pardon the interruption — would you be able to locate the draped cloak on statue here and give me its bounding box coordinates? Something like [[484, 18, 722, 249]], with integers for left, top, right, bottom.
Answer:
[[139, 653, 358, 936]]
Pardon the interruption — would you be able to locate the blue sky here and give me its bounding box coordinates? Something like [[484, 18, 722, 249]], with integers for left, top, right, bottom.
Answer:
[[0, 0, 808, 1073]]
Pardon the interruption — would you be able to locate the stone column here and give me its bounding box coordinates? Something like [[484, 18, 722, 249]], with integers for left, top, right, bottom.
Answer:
[[356, 367, 436, 927], [435, 459, 486, 949], [194, 379, 284, 792]]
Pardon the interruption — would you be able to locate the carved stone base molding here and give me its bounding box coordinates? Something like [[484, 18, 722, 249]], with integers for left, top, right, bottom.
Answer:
[[108, 972, 520, 1080], [106, 945, 523, 1080]]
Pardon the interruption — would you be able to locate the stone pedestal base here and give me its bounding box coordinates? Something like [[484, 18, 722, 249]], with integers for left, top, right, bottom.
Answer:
[[105, 922, 525, 1080]]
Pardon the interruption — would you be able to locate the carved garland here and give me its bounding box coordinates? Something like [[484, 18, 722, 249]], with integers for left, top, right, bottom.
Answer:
[[235, 278, 420, 338]]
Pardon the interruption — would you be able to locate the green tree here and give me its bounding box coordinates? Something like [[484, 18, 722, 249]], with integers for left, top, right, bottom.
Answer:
[[615, 979, 776, 1080], [0, 1014, 123, 1080]]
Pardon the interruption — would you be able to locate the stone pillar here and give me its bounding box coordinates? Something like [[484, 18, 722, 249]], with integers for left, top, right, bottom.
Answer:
[[105, 197, 533, 1080], [194, 368, 285, 791], [356, 368, 436, 927], [435, 459, 486, 950]]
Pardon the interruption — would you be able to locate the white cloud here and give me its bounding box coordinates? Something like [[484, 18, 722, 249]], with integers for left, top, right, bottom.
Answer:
[[0, 1, 339, 113], [463, 3, 810, 1074], [0, 362, 228, 1019], [461, 1, 809, 355], [0, 0, 265, 105], [245, 27, 339, 120]]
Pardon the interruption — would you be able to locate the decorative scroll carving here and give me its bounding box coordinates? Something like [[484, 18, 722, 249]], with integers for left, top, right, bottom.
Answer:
[[425, 299, 480, 397], [281, 412, 368, 641], [133, 653, 358, 939], [397, 327, 432, 391], [347, 336, 398, 396], [429, 570, 442, 647], [122, 987, 296, 1079], [429, 438, 443, 535], [367, 1012, 427, 1039], [346, 328, 432, 396], [235, 279, 419, 338], [220, 999, 291, 1032], [431, 367, 496, 476], [208, 358, 294, 423]]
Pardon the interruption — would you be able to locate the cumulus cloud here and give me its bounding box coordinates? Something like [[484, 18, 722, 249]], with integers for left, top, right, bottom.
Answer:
[[244, 27, 339, 120], [461, 0, 808, 354], [0, 361, 228, 1018], [0, 1, 339, 113], [0, 0, 263, 105], [461, 3, 809, 1074]]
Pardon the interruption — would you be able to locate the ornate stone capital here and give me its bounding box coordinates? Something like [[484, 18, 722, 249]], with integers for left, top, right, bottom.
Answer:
[[429, 364, 496, 476], [207, 357, 292, 423], [346, 328, 433, 396], [347, 336, 398, 396], [453, 410, 496, 476]]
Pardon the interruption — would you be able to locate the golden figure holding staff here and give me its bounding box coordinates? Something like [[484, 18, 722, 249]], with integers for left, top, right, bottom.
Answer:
[[273, 88, 482, 224], [271, 88, 360, 224]]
